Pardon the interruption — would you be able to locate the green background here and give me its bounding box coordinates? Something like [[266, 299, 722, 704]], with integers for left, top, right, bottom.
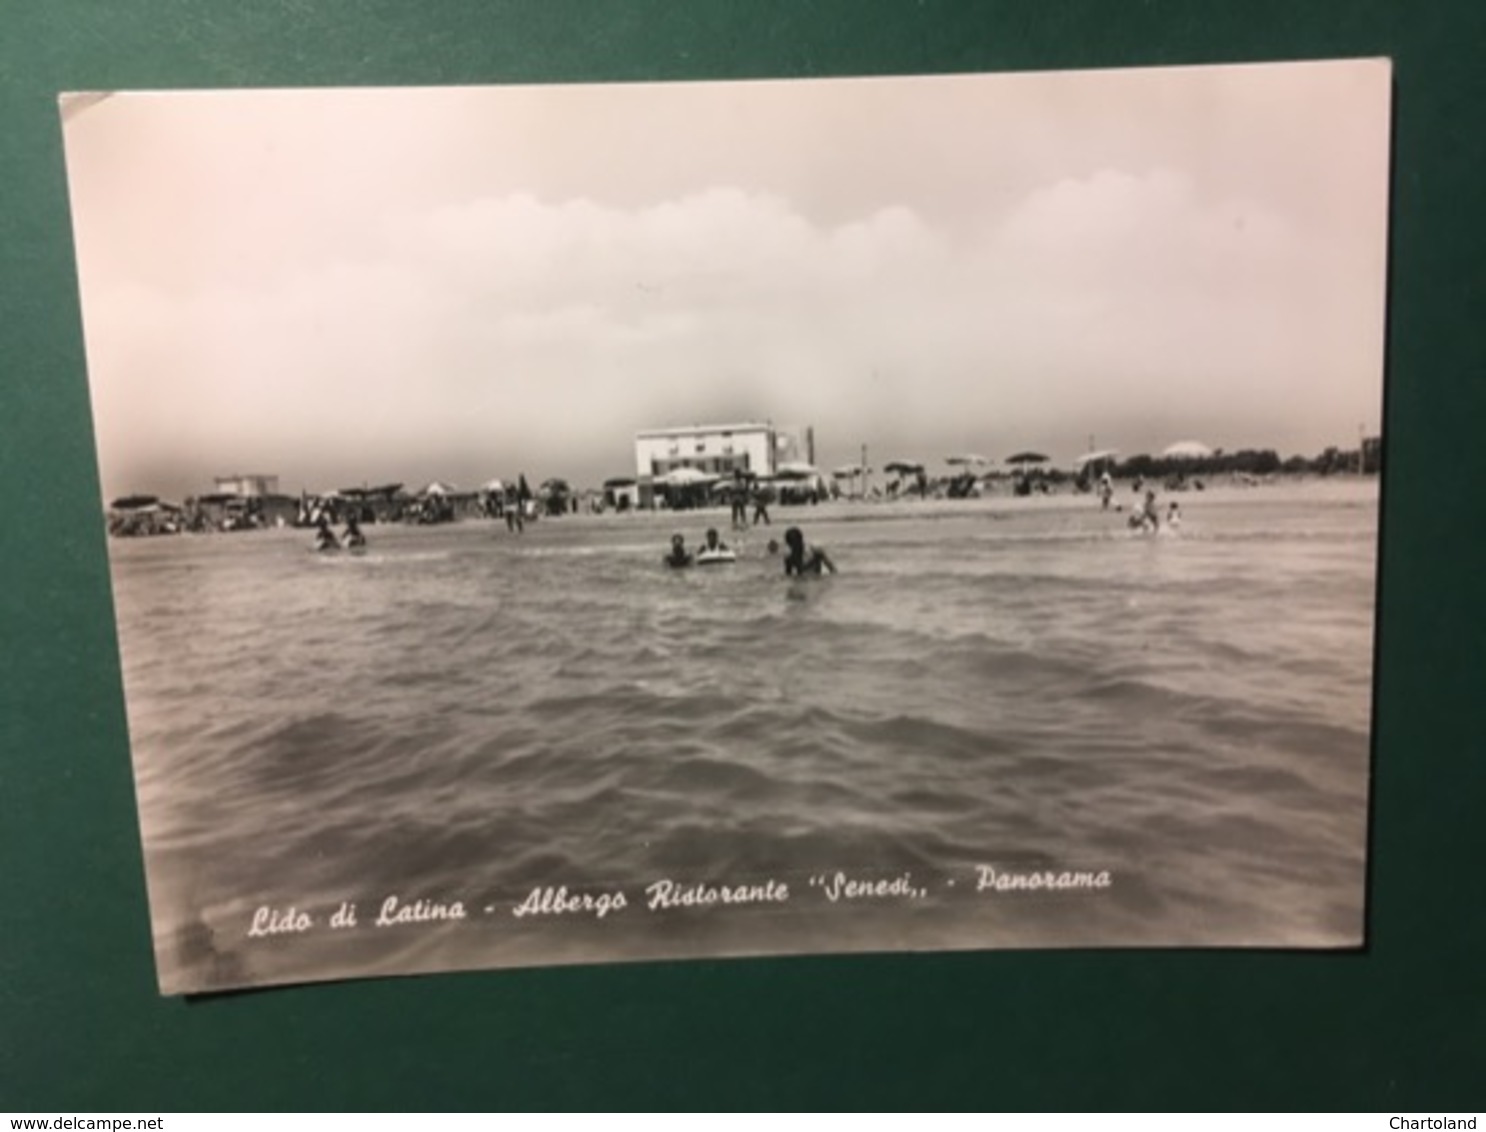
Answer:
[[2, 0, 1482, 1111]]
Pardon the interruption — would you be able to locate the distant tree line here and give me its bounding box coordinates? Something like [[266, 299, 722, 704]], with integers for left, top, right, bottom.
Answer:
[[1105, 445, 1379, 481]]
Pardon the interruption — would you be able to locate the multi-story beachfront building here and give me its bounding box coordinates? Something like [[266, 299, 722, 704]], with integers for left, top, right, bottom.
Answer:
[[636, 423, 768, 480], [633, 423, 814, 480], [632, 422, 815, 508]]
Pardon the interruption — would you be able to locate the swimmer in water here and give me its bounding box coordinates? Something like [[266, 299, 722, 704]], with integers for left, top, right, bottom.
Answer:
[[1167, 501, 1182, 529], [702, 527, 729, 554], [663, 533, 693, 568], [342, 514, 366, 549], [314, 514, 338, 551], [782, 527, 836, 576], [766, 539, 780, 556]]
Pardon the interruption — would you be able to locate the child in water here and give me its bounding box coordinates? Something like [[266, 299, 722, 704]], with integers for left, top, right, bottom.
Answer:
[[702, 527, 729, 554], [782, 527, 836, 576], [663, 533, 693, 568], [1167, 501, 1182, 529]]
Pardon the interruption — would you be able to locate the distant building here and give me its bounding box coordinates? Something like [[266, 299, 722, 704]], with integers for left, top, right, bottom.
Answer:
[[214, 473, 279, 497], [633, 422, 815, 509], [633, 422, 814, 480], [635, 423, 773, 480]]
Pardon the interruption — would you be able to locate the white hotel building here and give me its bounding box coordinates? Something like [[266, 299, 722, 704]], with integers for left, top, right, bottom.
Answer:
[[634, 422, 814, 483]]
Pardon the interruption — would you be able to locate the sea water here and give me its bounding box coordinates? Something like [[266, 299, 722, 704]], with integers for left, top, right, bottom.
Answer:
[[106, 479, 1379, 992]]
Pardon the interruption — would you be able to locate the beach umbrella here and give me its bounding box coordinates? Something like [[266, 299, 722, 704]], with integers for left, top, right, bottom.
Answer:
[[602, 476, 636, 489], [109, 494, 159, 510], [420, 481, 456, 496], [1073, 449, 1120, 469], [883, 460, 924, 475], [1162, 440, 1213, 460], [774, 461, 820, 479], [1006, 451, 1050, 466], [661, 466, 711, 486], [832, 463, 870, 478], [945, 454, 989, 466], [481, 478, 505, 493]]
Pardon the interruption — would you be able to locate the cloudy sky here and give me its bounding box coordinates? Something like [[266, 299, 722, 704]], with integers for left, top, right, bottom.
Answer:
[[62, 60, 1391, 499]]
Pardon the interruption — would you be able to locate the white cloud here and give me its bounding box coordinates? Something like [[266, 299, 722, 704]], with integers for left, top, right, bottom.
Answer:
[[69, 72, 1388, 496]]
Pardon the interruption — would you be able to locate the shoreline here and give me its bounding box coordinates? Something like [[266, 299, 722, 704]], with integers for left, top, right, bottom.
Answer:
[[106, 474, 1382, 546]]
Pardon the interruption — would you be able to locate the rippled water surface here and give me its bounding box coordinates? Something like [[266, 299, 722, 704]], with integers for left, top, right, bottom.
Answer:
[[108, 480, 1378, 992]]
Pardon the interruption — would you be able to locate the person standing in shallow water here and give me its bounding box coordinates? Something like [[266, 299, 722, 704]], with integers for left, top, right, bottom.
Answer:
[[751, 481, 772, 526], [505, 486, 524, 533], [730, 469, 750, 529], [782, 527, 836, 576]]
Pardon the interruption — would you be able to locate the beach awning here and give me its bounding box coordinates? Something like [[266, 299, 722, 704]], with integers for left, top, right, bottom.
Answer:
[[1073, 449, 1120, 468], [660, 467, 712, 486], [1006, 451, 1050, 466], [774, 461, 820, 479], [1162, 440, 1213, 460], [945, 454, 989, 466], [109, 494, 159, 510], [883, 460, 924, 475], [832, 464, 870, 478], [602, 476, 636, 489]]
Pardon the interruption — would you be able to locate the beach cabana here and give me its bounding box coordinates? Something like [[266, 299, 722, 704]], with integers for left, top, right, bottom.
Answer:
[[539, 477, 574, 515], [602, 476, 639, 512], [832, 463, 872, 498], [106, 496, 182, 537], [771, 462, 826, 505], [882, 460, 928, 497], [1006, 451, 1051, 496]]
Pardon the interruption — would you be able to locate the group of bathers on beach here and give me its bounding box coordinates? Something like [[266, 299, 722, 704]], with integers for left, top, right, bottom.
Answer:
[[664, 526, 837, 576]]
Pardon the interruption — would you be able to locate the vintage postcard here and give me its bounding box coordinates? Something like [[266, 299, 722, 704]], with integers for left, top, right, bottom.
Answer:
[[61, 59, 1391, 994]]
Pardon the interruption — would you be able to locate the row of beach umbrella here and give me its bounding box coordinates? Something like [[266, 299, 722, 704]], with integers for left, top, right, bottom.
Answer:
[[112, 442, 1218, 512], [829, 441, 1215, 481], [642, 441, 1217, 490]]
